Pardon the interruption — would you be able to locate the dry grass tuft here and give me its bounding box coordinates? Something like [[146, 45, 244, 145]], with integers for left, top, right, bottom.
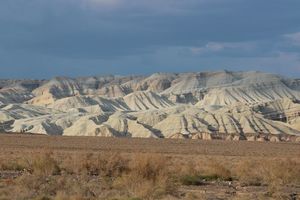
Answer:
[[113, 153, 177, 199], [235, 158, 300, 198], [130, 153, 167, 181], [62, 152, 129, 178], [29, 152, 61, 176], [0, 159, 27, 171], [179, 158, 232, 186], [54, 191, 85, 200], [202, 159, 232, 181], [236, 158, 300, 187], [235, 160, 263, 186]]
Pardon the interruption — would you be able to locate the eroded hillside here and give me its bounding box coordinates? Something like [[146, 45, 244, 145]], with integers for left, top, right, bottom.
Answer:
[[1, 71, 300, 141]]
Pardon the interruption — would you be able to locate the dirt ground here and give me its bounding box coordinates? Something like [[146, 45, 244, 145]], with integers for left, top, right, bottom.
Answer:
[[0, 134, 299, 200], [0, 134, 299, 156]]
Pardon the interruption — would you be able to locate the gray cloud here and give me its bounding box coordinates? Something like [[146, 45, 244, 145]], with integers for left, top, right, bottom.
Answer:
[[0, 0, 300, 78]]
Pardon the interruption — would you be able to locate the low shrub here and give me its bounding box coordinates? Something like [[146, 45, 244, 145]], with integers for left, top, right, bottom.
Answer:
[[113, 153, 178, 199], [180, 175, 204, 186], [0, 160, 27, 171], [30, 152, 61, 176]]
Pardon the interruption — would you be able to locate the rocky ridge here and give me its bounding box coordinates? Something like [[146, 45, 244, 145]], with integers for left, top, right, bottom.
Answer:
[[1, 71, 300, 141]]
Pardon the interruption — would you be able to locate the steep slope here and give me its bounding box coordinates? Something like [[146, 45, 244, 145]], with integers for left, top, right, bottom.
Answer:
[[92, 96, 130, 112], [29, 77, 82, 105], [10, 113, 83, 135], [48, 96, 99, 111], [132, 73, 177, 92], [63, 114, 113, 136], [48, 96, 127, 111], [253, 98, 300, 115], [162, 71, 237, 94], [198, 73, 300, 106], [0, 79, 44, 91], [100, 112, 158, 138], [290, 117, 300, 130], [123, 91, 174, 111], [96, 85, 128, 98], [29, 75, 144, 105], [64, 112, 159, 138], [0, 87, 34, 105], [151, 105, 300, 139], [0, 104, 54, 122]]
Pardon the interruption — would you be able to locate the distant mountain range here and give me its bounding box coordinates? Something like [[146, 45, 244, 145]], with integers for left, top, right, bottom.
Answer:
[[1, 71, 300, 141]]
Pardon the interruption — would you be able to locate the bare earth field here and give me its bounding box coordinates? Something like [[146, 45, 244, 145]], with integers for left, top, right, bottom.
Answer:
[[0, 134, 299, 200]]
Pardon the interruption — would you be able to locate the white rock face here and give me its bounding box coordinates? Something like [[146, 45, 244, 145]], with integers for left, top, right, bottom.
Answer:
[[0, 87, 34, 105], [48, 96, 129, 112], [10, 113, 83, 135], [0, 104, 54, 122], [1, 71, 300, 140], [123, 91, 174, 111]]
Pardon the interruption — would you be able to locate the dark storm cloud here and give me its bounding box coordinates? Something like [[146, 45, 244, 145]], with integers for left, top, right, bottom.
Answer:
[[0, 0, 300, 78]]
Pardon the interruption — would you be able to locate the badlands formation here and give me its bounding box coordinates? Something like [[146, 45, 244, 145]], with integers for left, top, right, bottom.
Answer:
[[1, 71, 300, 141]]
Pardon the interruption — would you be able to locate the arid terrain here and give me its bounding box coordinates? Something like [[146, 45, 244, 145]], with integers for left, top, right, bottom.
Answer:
[[1, 71, 300, 140], [0, 134, 299, 200], [1, 71, 300, 199]]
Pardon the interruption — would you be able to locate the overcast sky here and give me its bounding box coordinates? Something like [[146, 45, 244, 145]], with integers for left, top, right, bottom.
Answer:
[[0, 0, 300, 78]]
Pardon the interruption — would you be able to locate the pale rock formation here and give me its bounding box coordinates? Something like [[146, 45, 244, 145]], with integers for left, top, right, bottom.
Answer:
[[269, 136, 280, 142], [191, 133, 203, 139], [0, 104, 56, 122], [63, 114, 112, 136], [289, 117, 300, 130], [233, 135, 246, 141], [11, 112, 83, 135], [226, 135, 234, 141], [100, 112, 159, 138], [123, 91, 174, 111], [246, 135, 257, 141], [133, 73, 176, 92], [96, 85, 127, 98], [48, 96, 129, 112], [0, 87, 34, 105], [202, 132, 213, 140], [169, 133, 187, 139], [1, 71, 300, 140], [257, 137, 268, 142], [30, 77, 82, 105]]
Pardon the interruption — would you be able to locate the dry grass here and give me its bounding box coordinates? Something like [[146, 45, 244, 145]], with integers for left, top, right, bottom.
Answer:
[[178, 158, 233, 187], [113, 154, 177, 199], [235, 158, 300, 197], [30, 152, 61, 176], [61, 152, 130, 177], [235, 159, 300, 186], [1, 152, 178, 200], [0, 135, 299, 199], [0, 159, 27, 171], [1, 151, 299, 200]]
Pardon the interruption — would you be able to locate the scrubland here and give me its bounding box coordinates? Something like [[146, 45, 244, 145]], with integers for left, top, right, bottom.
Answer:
[[0, 134, 299, 200]]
